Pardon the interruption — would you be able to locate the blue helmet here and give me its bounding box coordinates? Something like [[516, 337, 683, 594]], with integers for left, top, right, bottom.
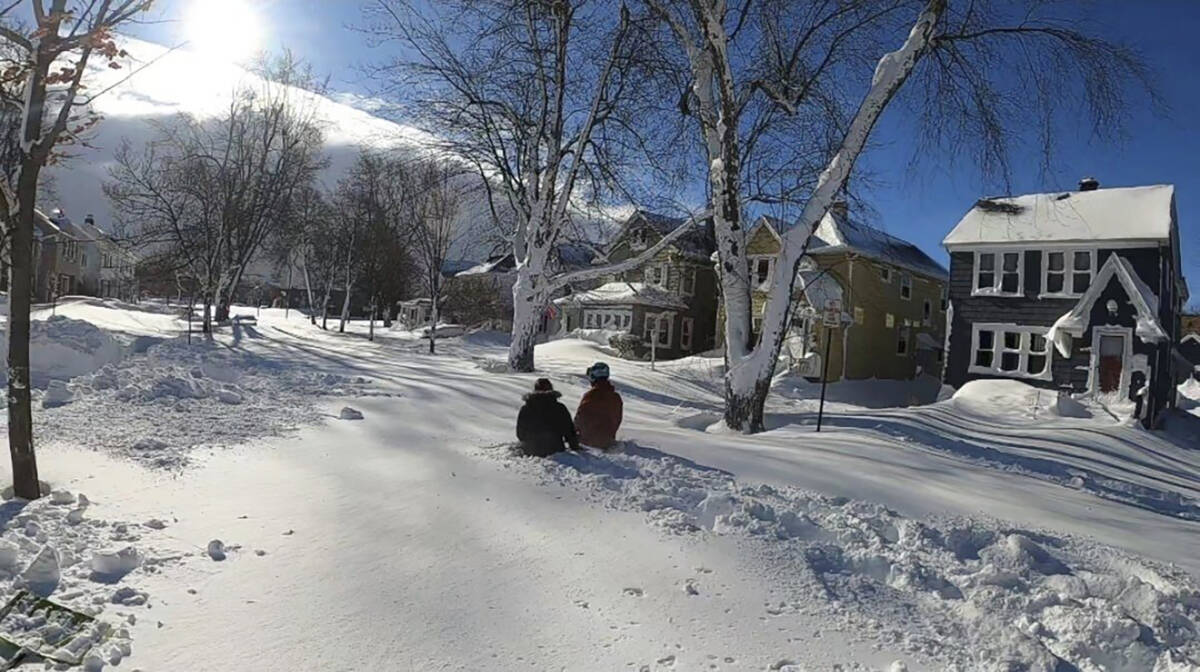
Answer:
[[586, 362, 610, 382]]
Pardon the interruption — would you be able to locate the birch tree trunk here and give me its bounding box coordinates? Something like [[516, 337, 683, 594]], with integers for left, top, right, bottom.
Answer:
[[720, 0, 946, 432]]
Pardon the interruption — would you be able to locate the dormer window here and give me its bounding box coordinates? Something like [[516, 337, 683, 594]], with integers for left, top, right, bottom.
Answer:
[[750, 256, 772, 288], [973, 250, 1023, 297]]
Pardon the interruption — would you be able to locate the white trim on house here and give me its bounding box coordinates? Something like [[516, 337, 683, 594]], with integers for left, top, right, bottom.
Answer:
[[968, 323, 1053, 381], [748, 255, 774, 289], [946, 239, 1167, 253], [644, 263, 670, 289], [680, 317, 694, 350], [900, 272, 912, 300], [1088, 325, 1133, 398], [1039, 248, 1096, 299], [1183, 332, 1200, 345], [972, 249, 1025, 297], [681, 266, 696, 296], [583, 308, 633, 331], [896, 326, 911, 356], [879, 265, 892, 283], [643, 312, 674, 347]]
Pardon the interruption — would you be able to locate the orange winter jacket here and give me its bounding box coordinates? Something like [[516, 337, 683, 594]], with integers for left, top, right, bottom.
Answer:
[[574, 380, 623, 449]]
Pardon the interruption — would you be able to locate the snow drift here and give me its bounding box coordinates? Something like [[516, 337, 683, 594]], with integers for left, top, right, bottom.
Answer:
[[0, 316, 125, 389]]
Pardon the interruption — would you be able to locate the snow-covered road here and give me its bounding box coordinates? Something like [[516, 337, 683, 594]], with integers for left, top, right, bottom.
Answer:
[[6, 301, 1200, 671]]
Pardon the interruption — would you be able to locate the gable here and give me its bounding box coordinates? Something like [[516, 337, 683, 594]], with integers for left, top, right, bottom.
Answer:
[[1045, 254, 1168, 357], [745, 220, 782, 256]]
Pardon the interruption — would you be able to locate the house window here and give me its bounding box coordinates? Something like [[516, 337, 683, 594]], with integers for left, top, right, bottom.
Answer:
[[1042, 249, 1095, 297], [974, 251, 1024, 296], [969, 324, 1052, 380], [896, 329, 910, 356], [583, 309, 632, 331], [880, 266, 892, 283], [900, 273, 912, 300], [644, 264, 669, 289], [940, 286, 948, 311], [750, 257, 772, 288], [680, 318, 694, 350], [681, 267, 696, 295], [922, 299, 932, 324], [885, 313, 894, 328], [643, 313, 673, 347], [854, 307, 864, 325]]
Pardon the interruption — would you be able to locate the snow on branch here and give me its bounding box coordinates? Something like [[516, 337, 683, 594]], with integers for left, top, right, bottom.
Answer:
[[549, 213, 703, 290]]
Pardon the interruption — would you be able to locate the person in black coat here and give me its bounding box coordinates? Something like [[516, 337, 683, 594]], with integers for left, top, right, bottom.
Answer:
[[516, 378, 580, 457]]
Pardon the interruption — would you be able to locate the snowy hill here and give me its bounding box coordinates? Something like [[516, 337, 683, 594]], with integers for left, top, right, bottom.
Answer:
[[43, 36, 431, 227]]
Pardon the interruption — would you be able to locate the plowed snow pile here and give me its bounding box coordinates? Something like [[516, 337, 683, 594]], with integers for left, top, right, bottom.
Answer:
[[0, 316, 124, 389], [486, 444, 1200, 672], [35, 337, 371, 468]]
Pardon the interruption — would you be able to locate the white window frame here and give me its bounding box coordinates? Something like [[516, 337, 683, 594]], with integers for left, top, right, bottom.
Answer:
[[680, 317, 694, 350], [896, 328, 910, 356], [644, 263, 669, 289], [940, 286, 948, 311], [885, 313, 894, 328], [972, 250, 1025, 297], [879, 266, 892, 283], [748, 256, 774, 289], [583, 309, 632, 332], [968, 323, 1052, 381], [1040, 248, 1097, 299], [922, 299, 932, 325], [1088, 326, 1133, 397], [900, 273, 912, 300], [643, 312, 674, 347], [681, 267, 696, 296]]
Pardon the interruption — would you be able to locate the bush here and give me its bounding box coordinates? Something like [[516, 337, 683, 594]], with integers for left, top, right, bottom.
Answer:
[[609, 333, 645, 360]]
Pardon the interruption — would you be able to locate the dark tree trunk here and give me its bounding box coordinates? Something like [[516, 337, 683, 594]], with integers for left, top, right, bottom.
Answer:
[[8, 168, 41, 500]]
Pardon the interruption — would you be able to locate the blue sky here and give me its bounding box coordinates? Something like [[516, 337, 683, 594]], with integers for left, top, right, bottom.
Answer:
[[127, 1, 1199, 301]]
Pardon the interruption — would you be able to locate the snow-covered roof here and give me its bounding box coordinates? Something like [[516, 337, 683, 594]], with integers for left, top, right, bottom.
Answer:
[[758, 213, 948, 280], [1045, 254, 1168, 357], [944, 185, 1175, 247], [553, 282, 688, 310], [455, 245, 596, 278], [611, 210, 715, 261]]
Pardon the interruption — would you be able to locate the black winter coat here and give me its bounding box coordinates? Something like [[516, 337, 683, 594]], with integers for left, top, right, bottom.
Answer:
[[516, 391, 579, 457]]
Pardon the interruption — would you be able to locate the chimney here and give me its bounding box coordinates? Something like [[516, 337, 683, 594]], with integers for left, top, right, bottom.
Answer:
[[829, 200, 849, 220], [1078, 177, 1100, 192], [85, 214, 95, 226]]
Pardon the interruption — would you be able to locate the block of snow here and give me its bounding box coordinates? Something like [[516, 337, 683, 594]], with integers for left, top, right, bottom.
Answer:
[[19, 545, 60, 596], [42, 380, 75, 408], [91, 546, 141, 579], [50, 489, 75, 505], [0, 539, 20, 572], [339, 407, 364, 420], [207, 539, 227, 561], [217, 389, 244, 405]]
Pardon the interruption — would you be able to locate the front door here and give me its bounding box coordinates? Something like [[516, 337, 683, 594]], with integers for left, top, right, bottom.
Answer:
[[1098, 334, 1125, 394]]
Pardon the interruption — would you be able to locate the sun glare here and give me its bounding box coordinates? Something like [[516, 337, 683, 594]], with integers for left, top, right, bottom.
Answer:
[[185, 0, 263, 63]]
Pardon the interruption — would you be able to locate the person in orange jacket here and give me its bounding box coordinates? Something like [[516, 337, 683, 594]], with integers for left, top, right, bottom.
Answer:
[[574, 362, 623, 450]]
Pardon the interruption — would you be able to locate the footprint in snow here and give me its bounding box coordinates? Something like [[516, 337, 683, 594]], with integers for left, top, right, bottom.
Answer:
[[623, 587, 644, 597]]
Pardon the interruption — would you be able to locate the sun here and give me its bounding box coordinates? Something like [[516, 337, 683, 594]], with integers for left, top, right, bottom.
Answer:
[[185, 0, 263, 63]]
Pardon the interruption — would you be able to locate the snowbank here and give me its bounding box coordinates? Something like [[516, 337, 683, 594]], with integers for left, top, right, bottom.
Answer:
[[487, 443, 1200, 671], [39, 337, 372, 468], [0, 316, 126, 389], [951, 379, 1092, 423]]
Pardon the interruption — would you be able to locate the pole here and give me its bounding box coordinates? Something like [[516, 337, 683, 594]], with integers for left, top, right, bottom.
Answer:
[[816, 325, 833, 432], [285, 253, 294, 320], [650, 318, 657, 371]]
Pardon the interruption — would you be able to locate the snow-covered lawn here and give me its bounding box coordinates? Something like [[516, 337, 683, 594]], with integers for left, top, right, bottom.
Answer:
[[2, 302, 1199, 671]]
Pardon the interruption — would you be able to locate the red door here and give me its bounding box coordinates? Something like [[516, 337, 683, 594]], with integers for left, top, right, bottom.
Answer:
[[1097, 334, 1124, 393]]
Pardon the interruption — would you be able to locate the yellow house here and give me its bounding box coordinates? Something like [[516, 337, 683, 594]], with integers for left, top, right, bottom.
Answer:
[[721, 206, 949, 382]]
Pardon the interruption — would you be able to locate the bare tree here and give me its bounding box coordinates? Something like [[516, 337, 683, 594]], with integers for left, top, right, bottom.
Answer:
[[646, 0, 1157, 432], [405, 161, 471, 354], [107, 54, 327, 333], [0, 0, 152, 499], [364, 0, 697, 371]]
